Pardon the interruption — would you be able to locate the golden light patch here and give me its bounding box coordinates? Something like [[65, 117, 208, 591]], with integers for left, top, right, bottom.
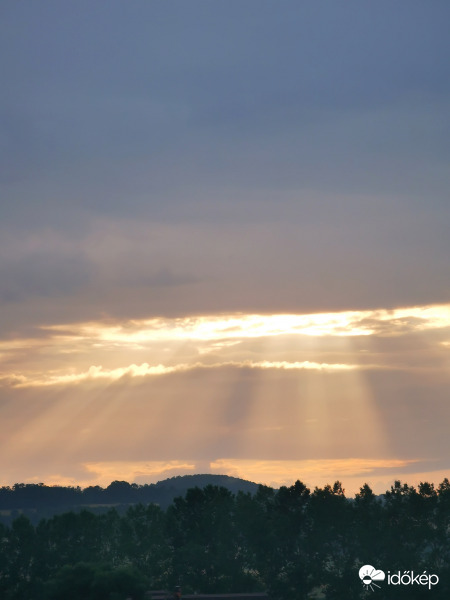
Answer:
[[17, 462, 198, 489], [13, 459, 445, 497], [40, 303, 450, 348], [82, 460, 197, 487], [43, 311, 374, 345], [2, 302, 449, 387], [210, 458, 421, 492], [384, 305, 450, 330]]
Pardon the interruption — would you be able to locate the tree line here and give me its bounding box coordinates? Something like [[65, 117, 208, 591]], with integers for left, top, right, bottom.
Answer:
[[0, 475, 258, 524], [0, 479, 449, 599]]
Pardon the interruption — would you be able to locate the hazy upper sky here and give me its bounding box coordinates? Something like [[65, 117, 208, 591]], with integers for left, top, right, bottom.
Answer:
[[1, 1, 449, 495]]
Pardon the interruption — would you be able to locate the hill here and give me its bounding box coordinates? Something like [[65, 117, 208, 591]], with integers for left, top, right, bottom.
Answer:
[[150, 474, 259, 500], [0, 474, 261, 525]]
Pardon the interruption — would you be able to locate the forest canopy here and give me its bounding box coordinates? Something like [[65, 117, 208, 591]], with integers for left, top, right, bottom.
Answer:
[[0, 477, 449, 599]]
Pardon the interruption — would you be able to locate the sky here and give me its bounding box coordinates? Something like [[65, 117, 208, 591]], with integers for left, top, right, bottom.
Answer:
[[1, 1, 449, 496]]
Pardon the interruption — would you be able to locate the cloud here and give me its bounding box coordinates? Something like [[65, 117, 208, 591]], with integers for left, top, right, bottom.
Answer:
[[0, 211, 449, 338], [82, 460, 197, 486], [1, 355, 449, 491], [2, 303, 449, 388], [37, 303, 450, 344], [1, 2, 450, 494], [211, 457, 420, 484], [208, 458, 450, 495], [4, 359, 361, 389], [1, 3, 450, 334], [0, 245, 92, 303]]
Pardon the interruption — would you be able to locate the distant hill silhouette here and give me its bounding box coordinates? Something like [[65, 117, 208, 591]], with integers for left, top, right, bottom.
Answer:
[[150, 474, 259, 499], [0, 474, 261, 525]]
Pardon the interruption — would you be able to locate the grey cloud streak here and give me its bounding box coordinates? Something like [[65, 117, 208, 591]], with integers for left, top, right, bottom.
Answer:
[[1, 213, 449, 338]]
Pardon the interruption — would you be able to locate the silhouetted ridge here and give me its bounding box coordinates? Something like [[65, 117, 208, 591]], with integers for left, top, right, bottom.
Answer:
[[0, 474, 259, 524]]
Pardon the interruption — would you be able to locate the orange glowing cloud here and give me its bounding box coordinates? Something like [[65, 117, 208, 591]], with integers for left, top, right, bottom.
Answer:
[[2, 302, 449, 389]]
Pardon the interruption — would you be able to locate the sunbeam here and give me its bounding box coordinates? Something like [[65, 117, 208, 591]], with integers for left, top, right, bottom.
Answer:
[[1, 303, 449, 491]]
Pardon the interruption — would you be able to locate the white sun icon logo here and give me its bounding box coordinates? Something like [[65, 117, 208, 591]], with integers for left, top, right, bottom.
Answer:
[[359, 564, 386, 591]]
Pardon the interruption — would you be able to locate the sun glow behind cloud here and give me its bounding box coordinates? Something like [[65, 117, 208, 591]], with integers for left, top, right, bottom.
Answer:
[[0, 305, 450, 384], [1, 303, 449, 492], [41, 303, 450, 347], [43, 304, 450, 355], [2, 302, 449, 390]]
